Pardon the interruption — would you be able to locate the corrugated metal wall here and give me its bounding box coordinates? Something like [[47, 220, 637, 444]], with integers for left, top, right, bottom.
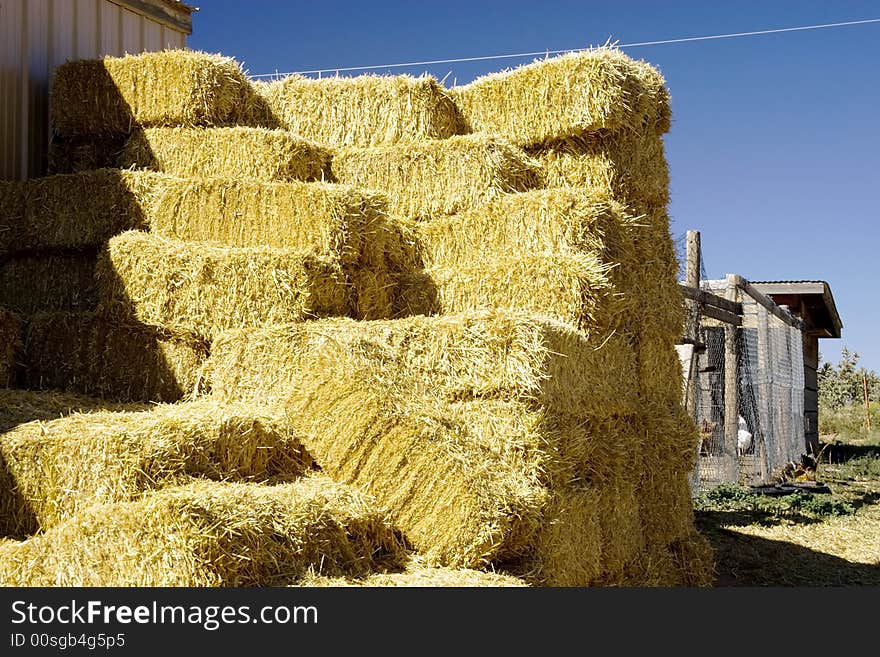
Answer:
[[0, 0, 188, 180]]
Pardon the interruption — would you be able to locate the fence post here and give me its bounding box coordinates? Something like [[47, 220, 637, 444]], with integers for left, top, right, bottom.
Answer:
[[685, 231, 701, 417], [724, 274, 740, 483]]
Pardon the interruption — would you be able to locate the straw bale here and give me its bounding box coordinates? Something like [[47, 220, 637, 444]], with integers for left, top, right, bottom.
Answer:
[[258, 73, 465, 147], [399, 188, 661, 337], [630, 212, 686, 338], [416, 187, 634, 264], [620, 531, 714, 587], [0, 476, 404, 586], [596, 480, 645, 580], [120, 127, 333, 182], [524, 484, 603, 585], [141, 175, 390, 266], [403, 253, 623, 338], [638, 331, 687, 406], [667, 531, 715, 587], [0, 308, 22, 387], [452, 48, 670, 146], [47, 135, 126, 174], [528, 129, 670, 207], [331, 134, 541, 220], [204, 312, 648, 569], [0, 388, 147, 432], [0, 398, 314, 536], [21, 312, 208, 402], [205, 311, 641, 419], [638, 466, 699, 551], [51, 50, 252, 136], [0, 169, 153, 256], [0, 251, 98, 314], [97, 231, 354, 338], [0, 181, 25, 241]]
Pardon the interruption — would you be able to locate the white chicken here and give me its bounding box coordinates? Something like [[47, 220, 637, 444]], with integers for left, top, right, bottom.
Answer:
[[737, 415, 753, 456]]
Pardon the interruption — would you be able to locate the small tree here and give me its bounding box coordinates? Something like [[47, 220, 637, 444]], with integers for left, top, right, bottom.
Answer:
[[818, 347, 878, 410]]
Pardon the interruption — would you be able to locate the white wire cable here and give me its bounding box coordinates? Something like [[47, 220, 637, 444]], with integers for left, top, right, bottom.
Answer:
[[251, 18, 880, 78]]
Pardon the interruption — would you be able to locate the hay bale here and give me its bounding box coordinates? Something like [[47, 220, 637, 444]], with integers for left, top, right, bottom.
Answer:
[[331, 134, 541, 220], [528, 129, 670, 207], [0, 170, 152, 256], [452, 48, 670, 146], [0, 476, 404, 586], [639, 331, 687, 406], [595, 480, 645, 581], [0, 251, 98, 314], [205, 311, 641, 419], [120, 127, 333, 182], [203, 311, 646, 571], [51, 50, 252, 136], [0, 388, 147, 432], [0, 398, 314, 537], [21, 312, 208, 402], [399, 188, 660, 337], [141, 175, 390, 265], [527, 484, 603, 585], [47, 135, 126, 174], [404, 252, 616, 332], [258, 73, 465, 147], [97, 231, 355, 338], [0, 308, 22, 387]]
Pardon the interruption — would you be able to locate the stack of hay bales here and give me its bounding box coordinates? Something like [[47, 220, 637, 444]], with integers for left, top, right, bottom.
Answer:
[[0, 47, 712, 587], [446, 49, 710, 583], [0, 50, 419, 402]]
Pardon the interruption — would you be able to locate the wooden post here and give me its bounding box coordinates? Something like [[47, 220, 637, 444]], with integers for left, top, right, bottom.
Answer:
[[724, 274, 740, 482], [684, 231, 701, 416], [865, 374, 872, 432]]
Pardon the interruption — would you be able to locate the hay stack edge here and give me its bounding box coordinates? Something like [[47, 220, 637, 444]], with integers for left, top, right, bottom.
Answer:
[[0, 48, 713, 587]]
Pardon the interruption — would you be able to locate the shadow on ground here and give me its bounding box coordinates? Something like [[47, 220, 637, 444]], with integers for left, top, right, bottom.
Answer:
[[696, 510, 880, 586]]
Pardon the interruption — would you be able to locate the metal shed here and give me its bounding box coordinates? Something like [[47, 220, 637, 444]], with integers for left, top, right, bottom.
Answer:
[[0, 0, 195, 181]]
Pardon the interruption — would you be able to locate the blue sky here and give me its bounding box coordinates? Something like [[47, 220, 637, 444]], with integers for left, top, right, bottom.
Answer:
[[189, 1, 880, 371]]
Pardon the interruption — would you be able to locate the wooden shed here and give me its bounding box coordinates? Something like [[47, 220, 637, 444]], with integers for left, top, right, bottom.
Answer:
[[752, 280, 843, 452], [0, 0, 195, 181]]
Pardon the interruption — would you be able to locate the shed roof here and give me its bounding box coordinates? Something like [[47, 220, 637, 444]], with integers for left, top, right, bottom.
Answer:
[[750, 280, 842, 338], [112, 1, 196, 34]]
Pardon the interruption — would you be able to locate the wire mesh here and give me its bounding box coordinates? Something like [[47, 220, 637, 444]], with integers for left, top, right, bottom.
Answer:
[[689, 279, 806, 494]]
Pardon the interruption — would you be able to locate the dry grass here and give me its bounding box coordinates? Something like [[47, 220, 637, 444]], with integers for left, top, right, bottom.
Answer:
[[120, 127, 333, 182], [51, 49, 252, 136], [20, 312, 208, 403], [331, 134, 540, 220], [0, 251, 98, 314], [451, 47, 670, 146], [298, 556, 528, 587], [0, 397, 314, 536], [0, 476, 404, 586], [256, 73, 465, 147], [97, 231, 355, 339]]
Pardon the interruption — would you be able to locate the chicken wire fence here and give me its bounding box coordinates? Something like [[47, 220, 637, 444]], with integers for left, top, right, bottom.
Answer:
[[688, 279, 806, 495]]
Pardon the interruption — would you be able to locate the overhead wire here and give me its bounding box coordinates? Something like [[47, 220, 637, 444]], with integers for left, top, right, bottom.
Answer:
[[251, 18, 880, 78]]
